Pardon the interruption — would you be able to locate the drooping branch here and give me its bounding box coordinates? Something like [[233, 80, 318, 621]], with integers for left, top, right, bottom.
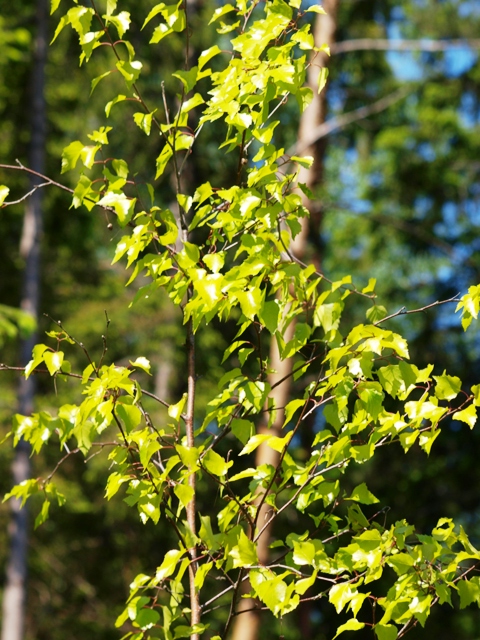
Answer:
[[290, 86, 411, 156], [332, 38, 480, 55]]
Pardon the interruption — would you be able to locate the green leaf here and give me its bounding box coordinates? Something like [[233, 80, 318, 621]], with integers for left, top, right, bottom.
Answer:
[[173, 67, 198, 92], [456, 285, 480, 330], [116, 59, 143, 88], [230, 418, 254, 444], [292, 540, 316, 566], [168, 393, 187, 421], [228, 468, 257, 482], [97, 191, 136, 226], [4, 478, 40, 506], [330, 582, 358, 614], [155, 549, 185, 582], [239, 432, 292, 456], [105, 94, 127, 117], [61, 141, 84, 173], [238, 433, 272, 456], [295, 572, 317, 595], [133, 111, 155, 135], [236, 287, 262, 321], [471, 383, 480, 406], [230, 529, 258, 567], [348, 483, 379, 505], [202, 449, 233, 476], [174, 624, 209, 639], [34, 500, 50, 528], [386, 552, 414, 576], [174, 483, 194, 508], [317, 67, 329, 94], [0, 186, 10, 206], [458, 577, 480, 608], [250, 568, 300, 616], [194, 561, 213, 590], [106, 0, 117, 16], [453, 404, 477, 429], [68, 6, 94, 39], [175, 444, 200, 467], [375, 624, 398, 640], [291, 26, 314, 50], [129, 357, 152, 374], [25, 343, 49, 378], [138, 438, 161, 469], [305, 4, 327, 13], [283, 399, 305, 426], [208, 4, 235, 24], [314, 301, 343, 334], [433, 371, 462, 400], [259, 299, 279, 333], [135, 608, 160, 630], [105, 471, 129, 499], [105, 11, 131, 38], [142, 3, 166, 28], [334, 619, 365, 638], [180, 93, 205, 116], [366, 305, 387, 323], [198, 45, 222, 70], [155, 143, 174, 179], [43, 350, 64, 375]]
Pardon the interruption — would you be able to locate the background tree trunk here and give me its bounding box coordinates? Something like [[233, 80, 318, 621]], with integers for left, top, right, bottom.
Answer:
[[1, 2, 48, 639], [229, 2, 339, 638]]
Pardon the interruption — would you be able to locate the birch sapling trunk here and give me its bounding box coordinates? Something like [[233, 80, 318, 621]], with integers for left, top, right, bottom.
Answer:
[[230, 2, 339, 638]]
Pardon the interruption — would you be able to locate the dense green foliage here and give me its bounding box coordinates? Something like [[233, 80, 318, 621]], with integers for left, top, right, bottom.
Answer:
[[2, 1, 480, 639]]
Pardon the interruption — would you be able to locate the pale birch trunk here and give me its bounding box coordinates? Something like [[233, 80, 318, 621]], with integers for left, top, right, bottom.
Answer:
[[1, 2, 48, 639], [229, 2, 339, 638]]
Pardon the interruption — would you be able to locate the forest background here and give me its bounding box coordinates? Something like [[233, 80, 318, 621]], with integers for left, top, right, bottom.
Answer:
[[0, 0, 480, 639]]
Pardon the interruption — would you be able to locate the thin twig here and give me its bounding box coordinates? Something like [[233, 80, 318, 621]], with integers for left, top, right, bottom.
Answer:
[[0, 161, 73, 195], [2, 181, 51, 206], [373, 294, 461, 326]]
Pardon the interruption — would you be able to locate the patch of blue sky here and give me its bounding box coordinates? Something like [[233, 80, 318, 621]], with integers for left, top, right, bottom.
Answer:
[[443, 47, 478, 78], [465, 197, 480, 226], [386, 17, 478, 81], [436, 264, 454, 283], [438, 199, 480, 237], [413, 196, 434, 220], [336, 148, 371, 214], [442, 202, 459, 231], [458, 1, 480, 18], [387, 50, 424, 81], [416, 142, 436, 162], [459, 92, 480, 127]]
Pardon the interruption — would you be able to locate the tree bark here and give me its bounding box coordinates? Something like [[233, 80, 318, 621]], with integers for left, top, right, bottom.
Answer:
[[1, 2, 48, 639], [229, 2, 339, 639]]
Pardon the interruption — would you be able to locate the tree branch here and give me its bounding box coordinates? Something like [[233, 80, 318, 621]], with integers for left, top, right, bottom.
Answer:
[[290, 86, 411, 156], [373, 294, 461, 326], [332, 38, 480, 55], [0, 161, 74, 197]]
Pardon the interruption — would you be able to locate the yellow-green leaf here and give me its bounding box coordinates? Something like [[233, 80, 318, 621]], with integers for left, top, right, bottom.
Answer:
[[453, 404, 477, 429]]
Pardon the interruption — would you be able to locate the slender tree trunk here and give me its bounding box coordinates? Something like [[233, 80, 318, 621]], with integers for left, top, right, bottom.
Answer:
[[229, 2, 339, 638], [1, 2, 48, 639]]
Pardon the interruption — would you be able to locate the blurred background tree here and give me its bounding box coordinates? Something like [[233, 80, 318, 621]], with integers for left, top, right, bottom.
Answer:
[[1, 0, 480, 638]]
